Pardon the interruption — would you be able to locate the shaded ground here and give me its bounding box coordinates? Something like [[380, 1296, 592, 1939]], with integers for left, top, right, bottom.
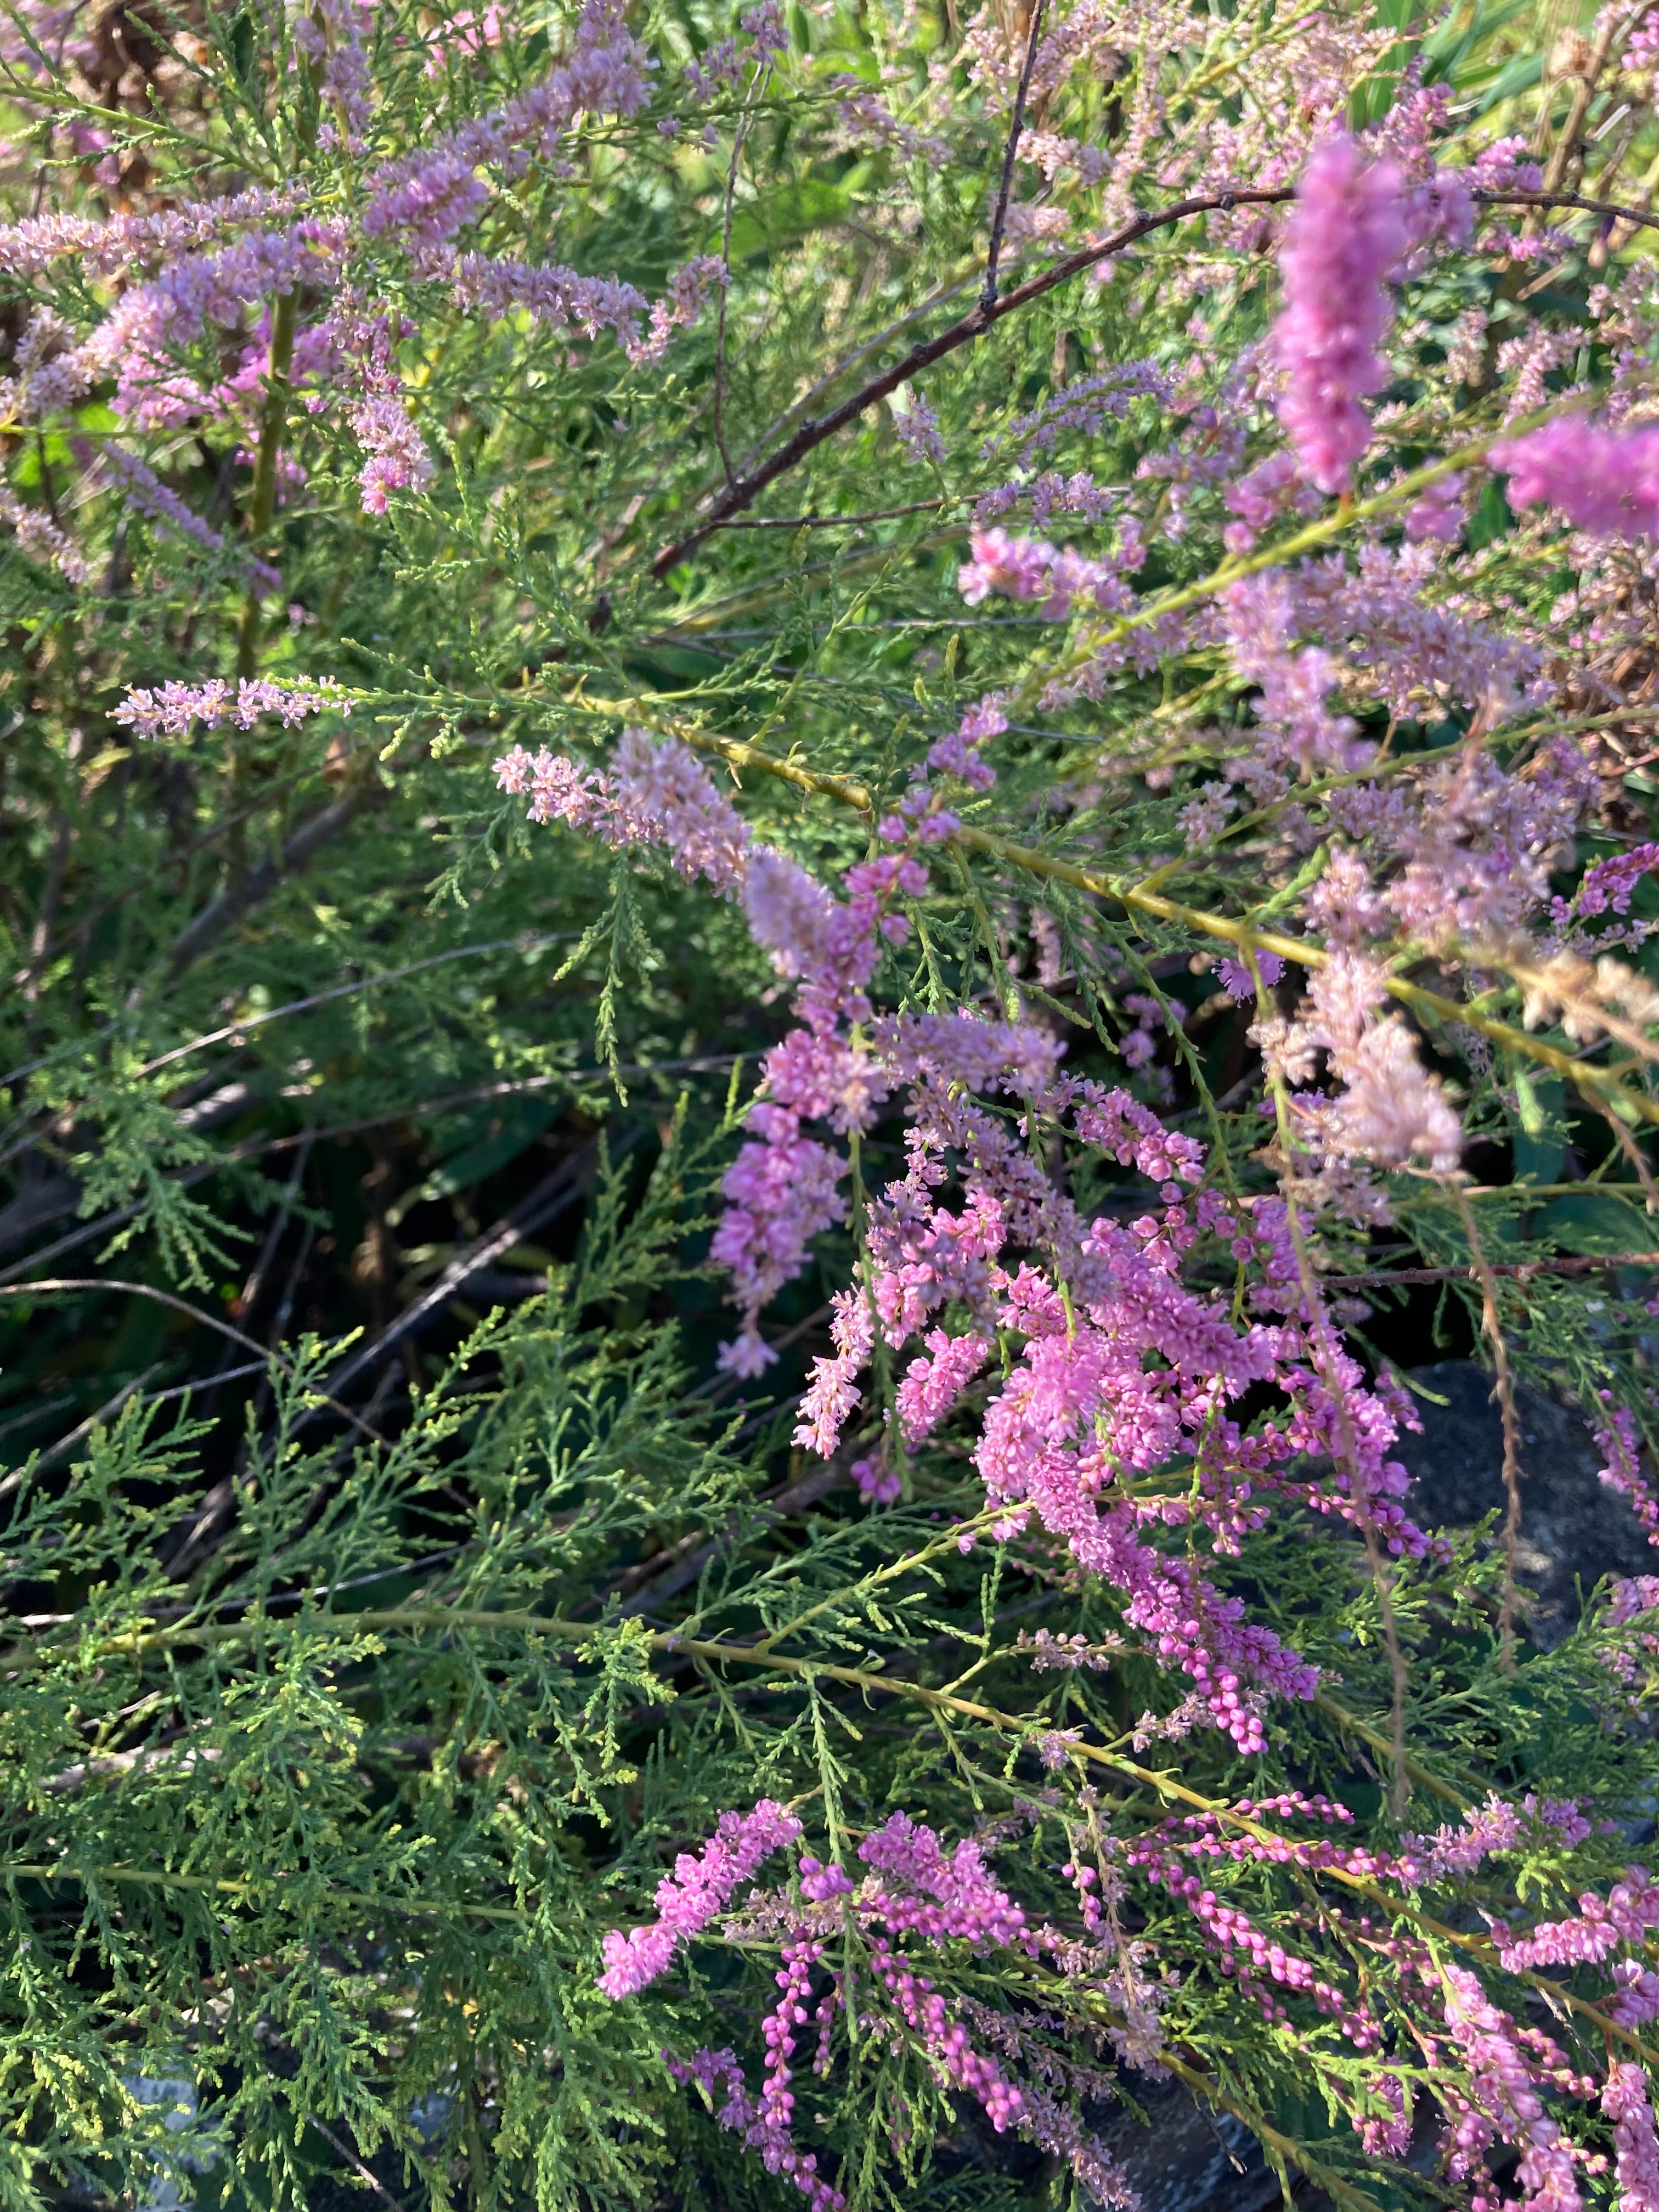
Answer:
[[1392, 1357, 1654, 1647]]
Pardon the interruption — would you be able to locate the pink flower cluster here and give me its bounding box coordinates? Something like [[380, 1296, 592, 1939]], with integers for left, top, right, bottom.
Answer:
[[495, 718, 1465, 1754], [612, 1778, 1659, 2212], [1492, 419, 1659, 541], [860, 1810, 1031, 1950], [667, 2042, 844, 2212], [113, 676, 352, 741], [331, 303, 435, 513], [1562, 843, 1659, 923], [1437, 1960, 1587, 2210], [1273, 131, 1405, 495], [0, 0, 722, 561], [0, 183, 300, 284], [713, 849, 938, 1375], [1629, 8, 1659, 71], [1135, 1837, 1374, 2035], [1220, 568, 1365, 773], [995, 362, 1172, 469], [684, 0, 786, 101], [361, 0, 653, 245], [495, 730, 751, 894], [86, 443, 281, 593], [626, 1807, 1127, 2202], [1288, 952, 1463, 1176], [1606, 2064, 1659, 2212], [729, 930, 1434, 1745], [1594, 1402, 1659, 1548], [893, 391, 946, 465], [1492, 1871, 1659, 1972], [1607, 1576, 1659, 1627], [425, 3, 505, 76], [449, 249, 722, 366], [0, 483, 92, 584], [1397, 1793, 1592, 1886], [957, 520, 1145, 622], [596, 1798, 802, 1999]]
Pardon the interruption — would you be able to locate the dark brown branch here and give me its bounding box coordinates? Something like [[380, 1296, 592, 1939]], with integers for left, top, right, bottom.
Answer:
[[302, 2115, 410, 2212], [711, 500, 944, 529], [615, 1458, 847, 1617], [1487, 184, 1659, 234], [649, 189, 1294, 578], [981, 0, 1047, 314], [0, 1278, 387, 1443], [1536, 5, 1640, 211], [315, 1139, 605, 1403], [167, 779, 384, 973], [647, 184, 1659, 582]]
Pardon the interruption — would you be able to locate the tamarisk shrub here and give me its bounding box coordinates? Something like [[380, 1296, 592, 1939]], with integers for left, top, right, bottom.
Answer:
[[10, 0, 1659, 2205]]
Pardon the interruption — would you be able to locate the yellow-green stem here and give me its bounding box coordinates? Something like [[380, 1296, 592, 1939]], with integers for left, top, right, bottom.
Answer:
[[15, 1600, 1658, 2067], [549, 696, 1659, 1125]]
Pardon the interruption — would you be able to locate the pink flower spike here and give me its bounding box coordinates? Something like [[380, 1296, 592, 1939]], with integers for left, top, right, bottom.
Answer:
[[1606, 2063, 1659, 2212], [1492, 417, 1659, 541], [1273, 132, 1406, 495], [597, 1799, 803, 2000]]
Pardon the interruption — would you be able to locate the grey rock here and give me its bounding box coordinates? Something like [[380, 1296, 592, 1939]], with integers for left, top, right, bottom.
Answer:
[[1092, 2072, 1281, 2212], [121, 2077, 223, 2211], [1391, 1358, 1655, 1647]]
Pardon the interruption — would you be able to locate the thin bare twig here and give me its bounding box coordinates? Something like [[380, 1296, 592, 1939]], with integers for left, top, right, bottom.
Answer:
[[168, 780, 383, 973], [1593, 1102, 1659, 1212], [139, 933, 577, 1079], [144, 1359, 268, 1410], [614, 1458, 847, 1617], [711, 501, 944, 529], [713, 63, 771, 489], [1323, 1247, 1659, 1290], [302, 2114, 410, 2212], [0, 1186, 204, 1288], [246, 1056, 746, 1154], [981, 0, 1047, 313], [203, 1132, 314, 1413], [235, 287, 298, 682], [22, 812, 71, 1012], [731, 267, 983, 477], [315, 1139, 605, 1403], [0, 1363, 163, 1498], [0, 1060, 731, 1293], [0, 1280, 386, 1443], [1536, 5, 1644, 209], [646, 183, 1659, 580], [650, 188, 1291, 577], [1454, 1189, 1525, 1673]]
